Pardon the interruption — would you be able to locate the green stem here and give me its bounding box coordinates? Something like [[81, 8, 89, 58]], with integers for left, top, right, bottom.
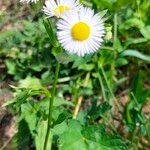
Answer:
[[99, 64, 116, 101], [113, 13, 118, 45], [44, 61, 60, 150], [97, 63, 107, 101]]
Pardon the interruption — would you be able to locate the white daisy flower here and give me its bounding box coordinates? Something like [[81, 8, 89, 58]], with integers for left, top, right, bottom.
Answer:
[[20, 0, 39, 3], [57, 7, 105, 56], [42, 0, 80, 18]]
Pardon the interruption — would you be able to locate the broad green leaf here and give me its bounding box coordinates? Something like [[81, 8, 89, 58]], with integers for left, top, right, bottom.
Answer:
[[20, 103, 37, 136], [18, 76, 43, 90], [82, 125, 126, 150], [52, 121, 68, 135], [5, 59, 17, 75], [35, 120, 52, 150], [59, 121, 126, 150], [54, 97, 74, 107], [59, 120, 87, 150], [120, 50, 150, 62]]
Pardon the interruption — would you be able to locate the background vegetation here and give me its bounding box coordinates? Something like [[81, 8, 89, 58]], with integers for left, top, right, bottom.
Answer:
[[0, 0, 150, 149]]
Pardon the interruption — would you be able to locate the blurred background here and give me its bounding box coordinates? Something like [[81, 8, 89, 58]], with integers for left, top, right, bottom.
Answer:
[[0, 0, 150, 149]]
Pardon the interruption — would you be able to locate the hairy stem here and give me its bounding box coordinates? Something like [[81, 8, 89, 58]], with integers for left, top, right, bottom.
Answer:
[[44, 61, 60, 150]]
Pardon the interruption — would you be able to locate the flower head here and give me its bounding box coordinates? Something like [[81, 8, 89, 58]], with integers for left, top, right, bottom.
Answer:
[[42, 0, 80, 18], [20, 0, 39, 3], [57, 7, 105, 56]]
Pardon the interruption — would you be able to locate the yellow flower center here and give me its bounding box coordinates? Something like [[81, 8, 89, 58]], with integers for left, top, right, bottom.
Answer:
[[54, 5, 70, 16], [71, 22, 90, 41]]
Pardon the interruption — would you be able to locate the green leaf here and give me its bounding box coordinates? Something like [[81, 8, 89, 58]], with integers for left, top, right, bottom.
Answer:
[[52, 121, 68, 135], [69, 54, 92, 68], [78, 64, 95, 71], [120, 50, 150, 62], [5, 59, 17, 75], [115, 58, 128, 67], [54, 97, 74, 107], [113, 38, 123, 52], [18, 76, 43, 90], [2, 99, 16, 107], [140, 25, 150, 39], [98, 9, 108, 18], [82, 125, 126, 150], [88, 101, 112, 120], [59, 120, 87, 150], [59, 121, 126, 150], [124, 38, 148, 48], [20, 103, 37, 136], [35, 120, 52, 150], [16, 119, 31, 149], [55, 52, 71, 64], [119, 18, 145, 31], [43, 19, 58, 47]]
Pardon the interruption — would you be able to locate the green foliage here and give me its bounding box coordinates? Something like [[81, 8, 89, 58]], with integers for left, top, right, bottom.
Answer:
[[1, 0, 150, 150], [58, 120, 126, 150], [35, 120, 52, 150]]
